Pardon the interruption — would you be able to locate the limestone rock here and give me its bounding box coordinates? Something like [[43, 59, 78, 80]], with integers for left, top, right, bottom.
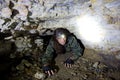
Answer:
[[29, 3, 45, 19], [22, 59, 32, 68], [34, 39, 43, 47], [15, 36, 32, 52], [0, 19, 5, 26], [0, 0, 7, 10], [16, 63, 25, 71], [0, 0, 120, 53], [17, 0, 32, 7], [34, 72, 46, 80], [93, 61, 100, 68], [13, 4, 28, 20], [1, 7, 12, 18]]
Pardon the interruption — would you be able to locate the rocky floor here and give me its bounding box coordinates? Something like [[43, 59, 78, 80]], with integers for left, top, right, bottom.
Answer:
[[2, 48, 120, 80]]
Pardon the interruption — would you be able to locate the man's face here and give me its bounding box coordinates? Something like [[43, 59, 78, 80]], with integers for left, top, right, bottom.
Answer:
[[56, 35, 66, 45]]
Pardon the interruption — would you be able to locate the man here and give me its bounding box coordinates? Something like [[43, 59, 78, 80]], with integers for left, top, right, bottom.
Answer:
[[42, 28, 84, 76]]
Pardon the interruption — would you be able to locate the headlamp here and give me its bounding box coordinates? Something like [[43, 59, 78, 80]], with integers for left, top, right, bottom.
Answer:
[[57, 34, 66, 39]]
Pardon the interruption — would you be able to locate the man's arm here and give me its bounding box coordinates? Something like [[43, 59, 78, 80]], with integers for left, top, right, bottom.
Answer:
[[42, 39, 55, 76], [69, 36, 83, 61], [42, 39, 54, 66]]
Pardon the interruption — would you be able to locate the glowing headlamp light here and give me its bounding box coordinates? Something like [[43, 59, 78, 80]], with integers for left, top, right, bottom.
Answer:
[[57, 34, 66, 39]]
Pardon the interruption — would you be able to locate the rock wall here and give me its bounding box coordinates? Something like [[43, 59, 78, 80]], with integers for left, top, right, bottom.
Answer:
[[0, 0, 120, 53]]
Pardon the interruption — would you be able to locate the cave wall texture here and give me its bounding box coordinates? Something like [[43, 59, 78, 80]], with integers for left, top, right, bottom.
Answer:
[[0, 0, 120, 53]]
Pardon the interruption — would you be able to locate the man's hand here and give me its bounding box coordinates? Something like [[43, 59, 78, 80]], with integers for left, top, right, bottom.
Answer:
[[64, 58, 74, 68], [42, 65, 54, 76]]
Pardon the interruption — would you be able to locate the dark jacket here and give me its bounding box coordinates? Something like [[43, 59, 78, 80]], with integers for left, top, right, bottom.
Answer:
[[42, 35, 83, 65]]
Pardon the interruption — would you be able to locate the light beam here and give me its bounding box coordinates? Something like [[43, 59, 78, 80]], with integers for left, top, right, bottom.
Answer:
[[76, 15, 105, 43]]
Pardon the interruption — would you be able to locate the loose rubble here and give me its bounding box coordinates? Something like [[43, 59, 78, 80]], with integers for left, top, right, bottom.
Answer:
[[0, 0, 120, 80]]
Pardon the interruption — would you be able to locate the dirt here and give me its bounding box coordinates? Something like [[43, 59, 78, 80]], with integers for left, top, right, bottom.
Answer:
[[45, 49, 120, 80], [5, 48, 120, 80]]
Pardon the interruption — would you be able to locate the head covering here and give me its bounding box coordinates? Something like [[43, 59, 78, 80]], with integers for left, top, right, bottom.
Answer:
[[54, 28, 70, 39], [53, 28, 71, 54]]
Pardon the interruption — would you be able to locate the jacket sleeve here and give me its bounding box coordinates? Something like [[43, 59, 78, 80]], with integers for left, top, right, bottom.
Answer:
[[69, 36, 83, 61], [42, 39, 54, 66]]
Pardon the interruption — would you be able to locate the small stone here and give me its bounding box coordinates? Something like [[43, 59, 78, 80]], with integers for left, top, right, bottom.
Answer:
[[93, 61, 100, 68], [16, 64, 24, 71], [34, 39, 43, 47], [21, 59, 32, 68], [115, 53, 120, 60], [24, 61, 32, 68], [23, 21, 30, 26], [34, 72, 46, 80], [29, 29, 38, 34], [82, 74, 88, 80], [0, 19, 5, 25], [70, 72, 77, 76]]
